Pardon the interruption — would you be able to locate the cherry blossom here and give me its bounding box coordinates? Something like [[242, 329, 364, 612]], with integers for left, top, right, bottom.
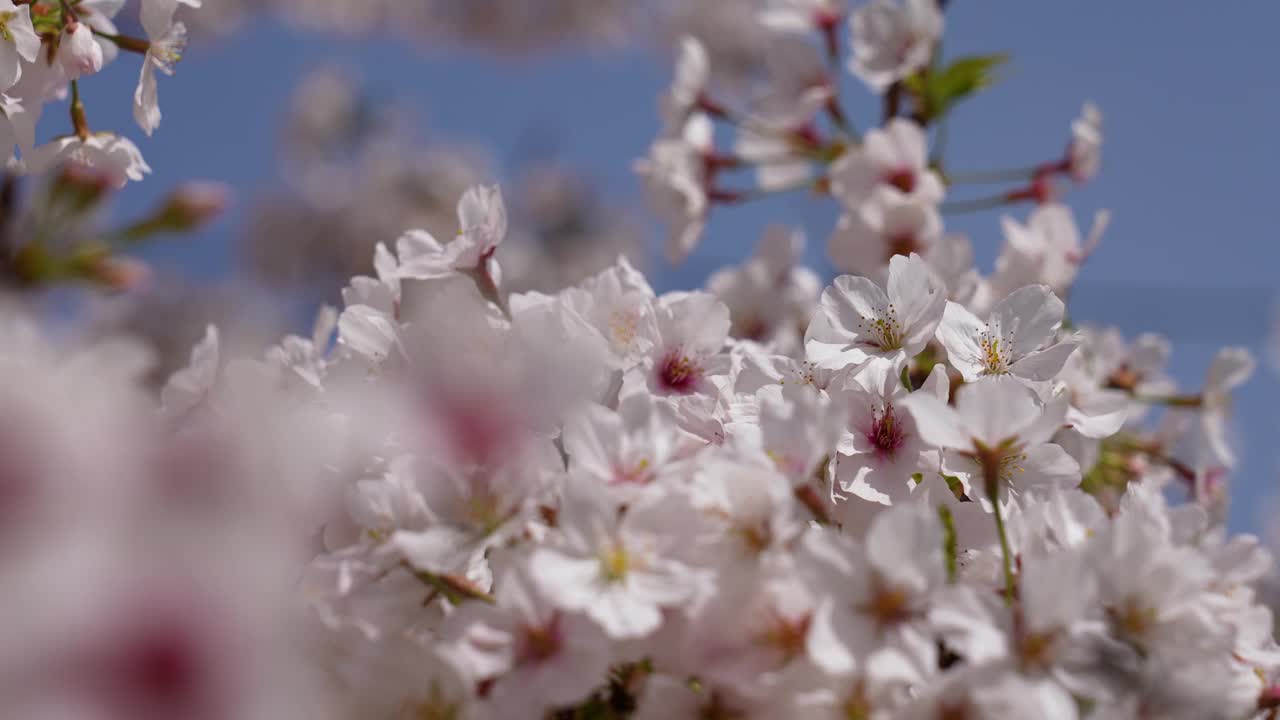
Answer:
[[904, 377, 1078, 504], [830, 118, 945, 209], [0, 0, 38, 92], [528, 480, 708, 639], [829, 191, 943, 279], [636, 113, 712, 263], [805, 252, 946, 369], [848, 0, 943, 92], [58, 22, 105, 81], [134, 0, 194, 136], [936, 284, 1078, 384], [26, 133, 152, 186]]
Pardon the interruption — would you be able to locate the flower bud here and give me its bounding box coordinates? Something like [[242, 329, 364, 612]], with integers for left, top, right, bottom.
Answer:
[[85, 255, 150, 292], [156, 182, 231, 232], [50, 164, 115, 214], [115, 182, 231, 244], [59, 22, 105, 80]]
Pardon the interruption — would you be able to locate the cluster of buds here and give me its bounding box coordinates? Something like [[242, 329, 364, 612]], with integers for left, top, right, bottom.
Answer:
[[0, 166, 226, 292]]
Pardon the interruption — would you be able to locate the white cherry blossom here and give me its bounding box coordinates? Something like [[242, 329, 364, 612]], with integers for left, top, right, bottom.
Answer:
[[0, 0, 38, 92], [848, 0, 943, 92], [26, 133, 151, 186], [830, 118, 945, 209], [903, 377, 1079, 504], [829, 191, 943, 279], [58, 23, 104, 81], [528, 480, 708, 639], [805, 252, 946, 369], [636, 113, 712, 263], [936, 285, 1078, 384]]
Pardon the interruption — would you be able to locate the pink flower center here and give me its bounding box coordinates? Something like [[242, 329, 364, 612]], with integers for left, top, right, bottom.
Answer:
[[426, 391, 516, 466], [865, 404, 907, 460], [125, 631, 198, 706], [658, 350, 702, 394], [884, 168, 916, 194], [738, 316, 771, 342], [103, 607, 220, 716], [518, 614, 563, 665], [885, 232, 920, 261]]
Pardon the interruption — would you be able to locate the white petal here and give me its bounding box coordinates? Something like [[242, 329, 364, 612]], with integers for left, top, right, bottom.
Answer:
[[8, 7, 39, 63], [1205, 347, 1254, 395], [954, 378, 1040, 447], [526, 548, 602, 612], [900, 392, 968, 450], [1015, 443, 1080, 497], [806, 598, 857, 674], [919, 362, 950, 401], [1066, 389, 1128, 439], [1007, 341, 1077, 382], [337, 304, 399, 362], [160, 324, 218, 416], [866, 502, 944, 591], [0, 39, 19, 92], [141, 0, 179, 40], [990, 284, 1064, 357], [887, 253, 946, 353], [133, 58, 160, 136], [934, 301, 987, 381]]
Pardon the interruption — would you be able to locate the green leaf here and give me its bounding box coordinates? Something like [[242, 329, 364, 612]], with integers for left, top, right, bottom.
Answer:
[[937, 54, 1008, 96], [941, 473, 969, 502], [909, 53, 1009, 123]]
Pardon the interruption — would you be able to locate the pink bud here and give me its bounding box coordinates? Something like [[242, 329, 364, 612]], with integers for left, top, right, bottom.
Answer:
[[161, 182, 232, 230], [59, 23, 105, 80], [52, 163, 116, 211], [88, 256, 151, 292]]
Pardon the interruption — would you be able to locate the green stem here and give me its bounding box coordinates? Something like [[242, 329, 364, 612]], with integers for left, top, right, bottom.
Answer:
[[109, 218, 170, 246], [69, 79, 89, 139], [989, 480, 1016, 606]]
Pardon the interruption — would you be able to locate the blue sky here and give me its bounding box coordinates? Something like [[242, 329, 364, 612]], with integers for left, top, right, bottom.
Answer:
[[71, 4, 1279, 531]]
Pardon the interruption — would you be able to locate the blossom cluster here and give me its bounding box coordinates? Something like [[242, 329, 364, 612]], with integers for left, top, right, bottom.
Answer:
[[4, 180, 1272, 717], [0, 0, 204, 185], [1, 1, 1276, 720], [0, 0, 220, 296]]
